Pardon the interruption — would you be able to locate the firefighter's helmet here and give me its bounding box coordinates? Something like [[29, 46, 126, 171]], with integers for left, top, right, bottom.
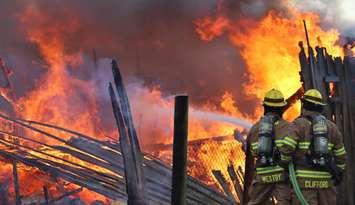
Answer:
[[303, 89, 326, 106], [263, 89, 287, 107]]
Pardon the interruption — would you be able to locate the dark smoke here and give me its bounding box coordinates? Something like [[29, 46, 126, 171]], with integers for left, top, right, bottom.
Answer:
[[0, 0, 352, 118], [0, 0, 259, 116]]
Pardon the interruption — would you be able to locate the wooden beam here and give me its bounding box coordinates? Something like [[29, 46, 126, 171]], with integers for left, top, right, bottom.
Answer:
[[242, 139, 254, 205], [43, 186, 50, 205], [111, 59, 146, 204], [284, 87, 304, 111], [12, 161, 21, 205], [0, 177, 10, 205], [109, 83, 145, 205], [212, 170, 236, 205], [40, 187, 83, 205], [227, 165, 243, 202]]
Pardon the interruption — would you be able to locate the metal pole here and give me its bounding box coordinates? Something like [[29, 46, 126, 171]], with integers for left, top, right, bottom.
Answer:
[[172, 95, 189, 205], [13, 161, 21, 205]]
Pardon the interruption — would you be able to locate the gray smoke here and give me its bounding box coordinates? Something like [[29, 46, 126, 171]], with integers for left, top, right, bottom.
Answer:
[[0, 0, 352, 122], [0, 0, 258, 116], [289, 0, 355, 36]]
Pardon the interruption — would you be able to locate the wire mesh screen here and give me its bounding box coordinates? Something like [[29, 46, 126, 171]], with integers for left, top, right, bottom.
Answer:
[[145, 132, 247, 203], [186, 135, 245, 202]]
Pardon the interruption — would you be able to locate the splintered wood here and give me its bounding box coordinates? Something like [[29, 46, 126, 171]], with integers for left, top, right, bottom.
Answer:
[[0, 59, 235, 204]]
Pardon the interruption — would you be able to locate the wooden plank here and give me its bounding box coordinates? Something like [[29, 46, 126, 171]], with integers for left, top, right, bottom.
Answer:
[[0, 150, 125, 199], [298, 41, 311, 90], [0, 177, 10, 205], [109, 82, 145, 205], [40, 187, 83, 205], [242, 137, 254, 204], [342, 57, 355, 205], [13, 161, 21, 205], [227, 165, 243, 202], [212, 170, 236, 205], [43, 186, 50, 205]]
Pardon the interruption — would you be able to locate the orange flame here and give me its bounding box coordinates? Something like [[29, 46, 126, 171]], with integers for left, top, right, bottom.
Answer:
[[17, 5, 105, 142], [195, 7, 342, 121], [8, 4, 111, 204]]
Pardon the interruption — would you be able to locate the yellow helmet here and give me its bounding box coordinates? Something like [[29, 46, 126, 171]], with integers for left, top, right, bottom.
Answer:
[[302, 89, 326, 105], [263, 89, 287, 107]]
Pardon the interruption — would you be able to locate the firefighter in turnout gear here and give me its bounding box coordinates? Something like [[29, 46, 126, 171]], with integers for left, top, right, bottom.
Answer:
[[247, 89, 292, 205], [279, 89, 346, 205]]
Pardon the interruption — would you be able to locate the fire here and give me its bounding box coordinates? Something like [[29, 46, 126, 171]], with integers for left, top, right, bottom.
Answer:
[[0, 4, 113, 204], [195, 6, 342, 121], [129, 85, 247, 198], [191, 3, 344, 198], [188, 139, 244, 200], [0, 1, 346, 204], [17, 5, 104, 142]]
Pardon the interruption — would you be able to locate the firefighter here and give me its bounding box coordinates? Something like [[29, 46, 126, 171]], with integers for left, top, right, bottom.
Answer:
[[247, 88, 292, 205], [279, 89, 346, 205]]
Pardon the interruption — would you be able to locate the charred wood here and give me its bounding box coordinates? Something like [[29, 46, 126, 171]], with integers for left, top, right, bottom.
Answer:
[[212, 170, 236, 205], [40, 187, 83, 205], [43, 186, 50, 205], [227, 165, 243, 202], [109, 83, 145, 205], [172, 95, 189, 205], [13, 160, 21, 205]]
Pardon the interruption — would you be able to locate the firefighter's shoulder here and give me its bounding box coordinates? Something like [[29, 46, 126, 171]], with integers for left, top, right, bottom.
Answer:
[[276, 118, 291, 125], [325, 118, 338, 128], [293, 116, 311, 126], [325, 119, 342, 135]]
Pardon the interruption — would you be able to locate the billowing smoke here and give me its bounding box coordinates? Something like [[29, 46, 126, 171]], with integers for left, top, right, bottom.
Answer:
[[0, 0, 353, 115], [288, 0, 355, 36], [0, 0, 258, 115], [0, 0, 352, 142]]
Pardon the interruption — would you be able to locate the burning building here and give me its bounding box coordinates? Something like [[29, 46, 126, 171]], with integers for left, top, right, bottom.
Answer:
[[0, 0, 354, 204]]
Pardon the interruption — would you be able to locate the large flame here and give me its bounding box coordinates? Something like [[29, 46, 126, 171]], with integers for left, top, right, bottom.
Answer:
[[195, 7, 342, 121], [8, 4, 111, 204], [17, 5, 104, 141]]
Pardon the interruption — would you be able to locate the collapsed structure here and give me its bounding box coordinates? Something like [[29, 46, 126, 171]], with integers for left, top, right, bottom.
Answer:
[[0, 60, 235, 205]]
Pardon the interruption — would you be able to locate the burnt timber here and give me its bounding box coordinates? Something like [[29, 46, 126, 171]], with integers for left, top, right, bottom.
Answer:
[[109, 59, 147, 205], [0, 58, 235, 204], [172, 95, 189, 205], [298, 23, 355, 205], [0, 124, 233, 204]]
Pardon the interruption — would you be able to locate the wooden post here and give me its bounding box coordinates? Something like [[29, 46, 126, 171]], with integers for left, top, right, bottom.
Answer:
[[109, 83, 146, 205], [43, 186, 50, 205], [110, 59, 146, 205], [172, 95, 188, 205], [341, 57, 355, 205], [242, 138, 254, 205], [0, 178, 10, 205], [13, 161, 21, 205]]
